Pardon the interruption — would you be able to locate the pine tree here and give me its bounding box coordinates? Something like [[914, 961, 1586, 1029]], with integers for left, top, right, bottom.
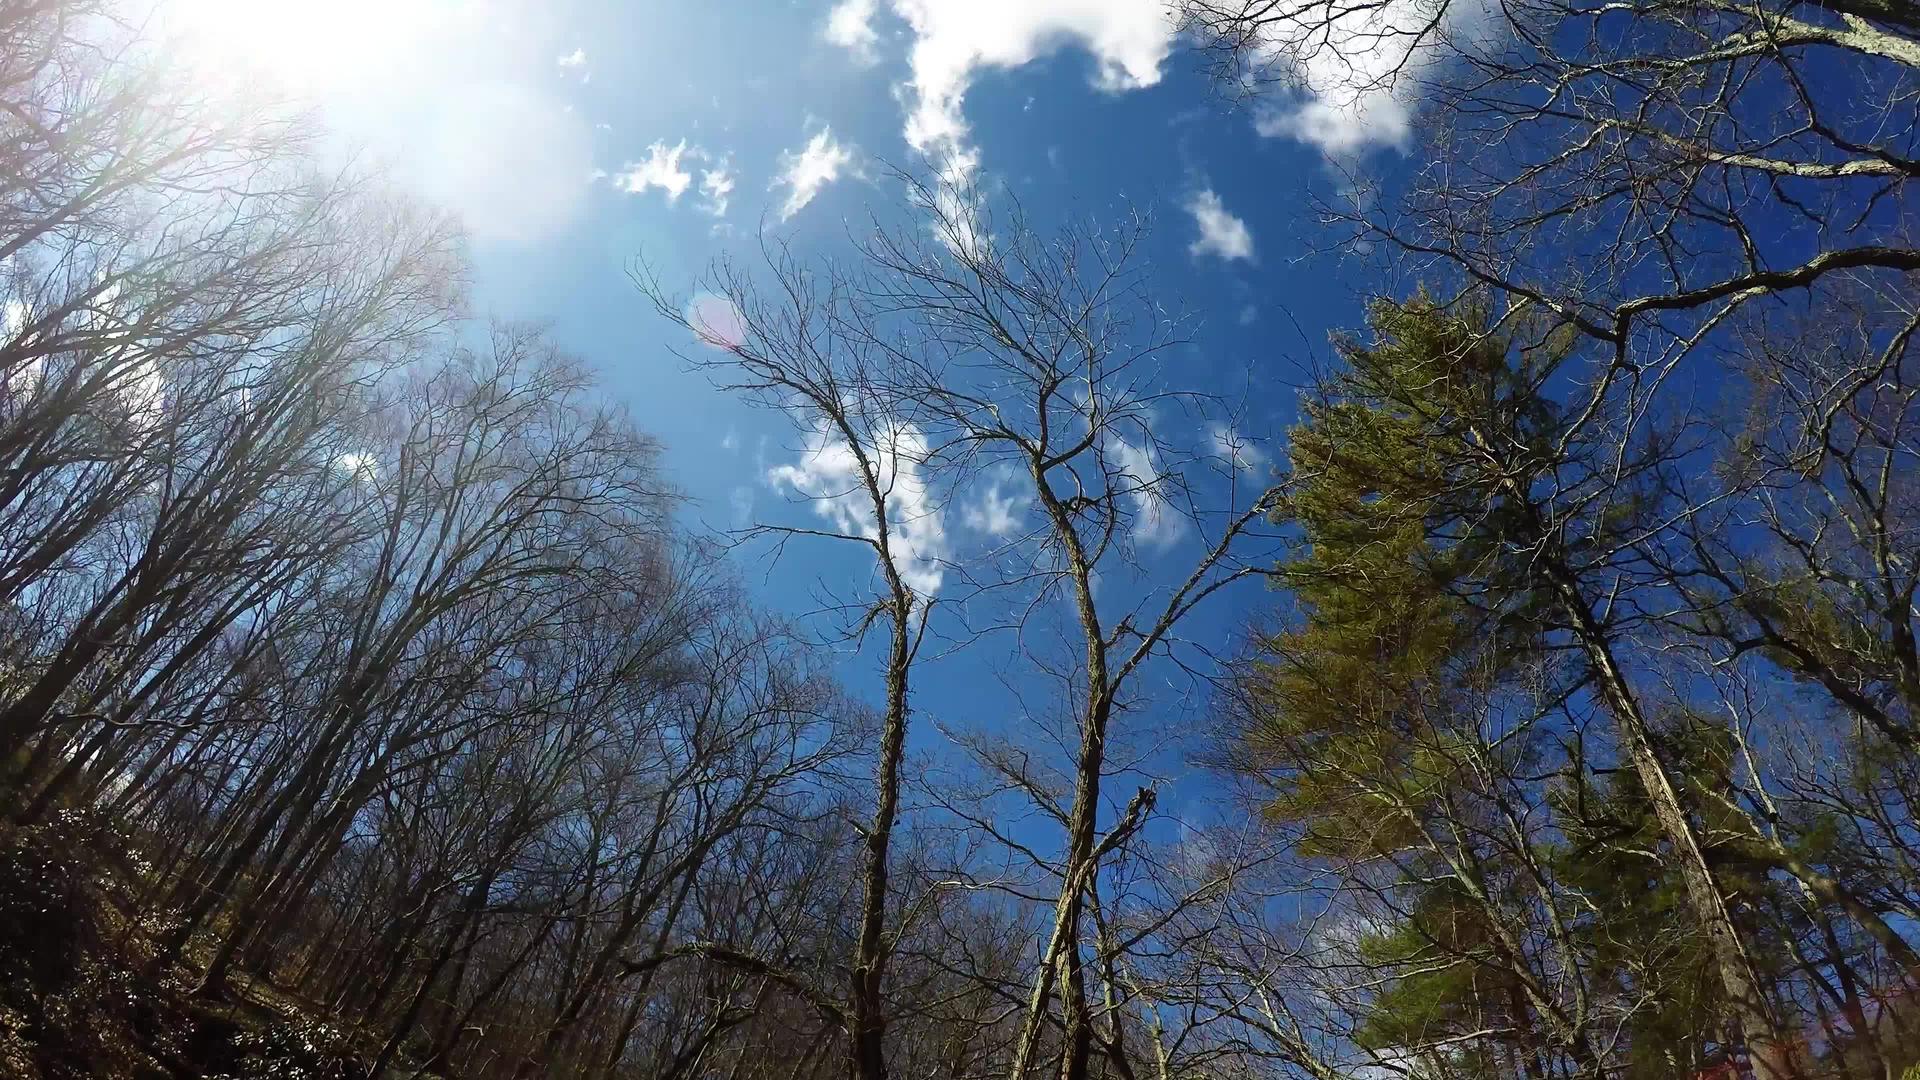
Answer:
[[1239, 294, 1802, 1077]]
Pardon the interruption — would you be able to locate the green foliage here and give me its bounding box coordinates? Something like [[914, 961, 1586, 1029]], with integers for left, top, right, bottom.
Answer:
[[1352, 881, 1518, 1068], [1238, 295, 1835, 1076], [1544, 711, 1770, 1077], [1250, 295, 1567, 855], [1240, 296, 1588, 1068]]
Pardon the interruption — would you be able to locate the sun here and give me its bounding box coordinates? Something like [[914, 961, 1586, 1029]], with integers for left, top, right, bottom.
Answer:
[[157, 0, 453, 97]]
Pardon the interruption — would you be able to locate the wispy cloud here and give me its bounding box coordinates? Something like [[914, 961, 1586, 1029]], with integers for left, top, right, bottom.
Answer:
[[698, 161, 735, 217], [556, 47, 586, 69], [729, 485, 756, 528], [1208, 422, 1268, 472], [961, 475, 1024, 538], [614, 141, 733, 218], [775, 129, 857, 221]]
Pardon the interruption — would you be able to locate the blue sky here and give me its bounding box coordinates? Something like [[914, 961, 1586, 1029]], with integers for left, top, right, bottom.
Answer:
[[160, 0, 1430, 821]]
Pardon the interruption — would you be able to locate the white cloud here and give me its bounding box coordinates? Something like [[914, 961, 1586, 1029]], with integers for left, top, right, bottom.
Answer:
[[767, 419, 948, 597], [890, 0, 1173, 179], [610, 141, 735, 217], [823, 2, 1179, 245], [1257, 96, 1408, 157], [1186, 189, 1254, 261], [1109, 435, 1189, 549], [961, 476, 1023, 537], [856, 0, 1473, 170], [699, 162, 735, 217], [775, 129, 857, 221], [1208, 422, 1268, 472], [615, 140, 696, 202], [1242, 0, 1488, 156], [556, 47, 586, 69], [825, 0, 881, 62], [721, 427, 740, 452]]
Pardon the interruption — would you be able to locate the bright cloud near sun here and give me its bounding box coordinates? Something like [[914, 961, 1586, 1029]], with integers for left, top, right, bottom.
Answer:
[[816, 0, 1174, 184], [776, 129, 858, 221]]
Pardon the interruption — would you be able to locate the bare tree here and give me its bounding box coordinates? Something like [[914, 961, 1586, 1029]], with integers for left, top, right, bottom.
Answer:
[[637, 232, 959, 1080], [642, 172, 1283, 1080], [848, 177, 1282, 1080]]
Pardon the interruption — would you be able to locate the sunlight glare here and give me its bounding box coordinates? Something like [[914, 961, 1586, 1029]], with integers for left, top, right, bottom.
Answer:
[[160, 0, 451, 96]]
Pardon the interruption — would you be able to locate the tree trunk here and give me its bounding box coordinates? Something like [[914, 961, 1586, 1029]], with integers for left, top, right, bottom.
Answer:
[[1544, 557, 1796, 1079], [849, 600, 912, 1080]]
